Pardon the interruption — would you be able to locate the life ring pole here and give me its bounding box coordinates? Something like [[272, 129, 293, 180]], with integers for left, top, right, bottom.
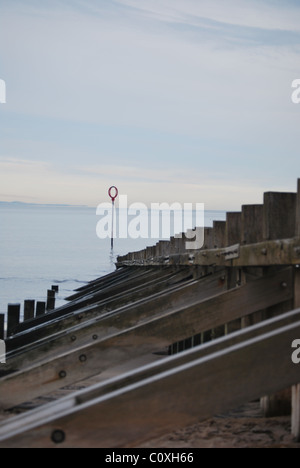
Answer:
[[108, 186, 119, 250]]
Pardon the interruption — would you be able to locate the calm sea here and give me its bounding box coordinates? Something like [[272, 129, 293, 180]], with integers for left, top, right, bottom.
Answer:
[[0, 203, 226, 320]]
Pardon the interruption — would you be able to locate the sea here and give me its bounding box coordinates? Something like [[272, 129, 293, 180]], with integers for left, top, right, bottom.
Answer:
[[0, 203, 226, 322]]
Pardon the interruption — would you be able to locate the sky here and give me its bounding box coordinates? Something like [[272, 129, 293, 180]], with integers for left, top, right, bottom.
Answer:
[[0, 0, 299, 210]]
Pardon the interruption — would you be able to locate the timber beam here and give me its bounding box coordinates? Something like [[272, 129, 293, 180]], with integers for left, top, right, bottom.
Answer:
[[117, 238, 300, 268]]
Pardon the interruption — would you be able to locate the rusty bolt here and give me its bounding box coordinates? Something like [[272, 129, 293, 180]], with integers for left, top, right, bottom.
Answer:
[[92, 335, 98, 340], [59, 370, 67, 379], [51, 430, 66, 444], [79, 354, 87, 363], [71, 336, 77, 342]]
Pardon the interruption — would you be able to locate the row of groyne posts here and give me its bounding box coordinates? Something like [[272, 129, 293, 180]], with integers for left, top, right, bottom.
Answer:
[[0, 286, 59, 340], [0, 180, 300, 446]]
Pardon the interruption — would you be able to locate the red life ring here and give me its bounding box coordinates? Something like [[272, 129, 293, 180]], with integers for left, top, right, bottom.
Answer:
[[108, 186, 118, 202]]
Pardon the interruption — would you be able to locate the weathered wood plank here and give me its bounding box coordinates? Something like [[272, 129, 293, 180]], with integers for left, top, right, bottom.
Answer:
[[213, 221, 226, 248], [241, 205, 264, 245], [7, 305, 20, 338], [13, 267, 179, 336], [118, 238, 300, 268], [1, 313, 300, 448], [292, 384, 300, 442], [5, 271, 227, 370], [0, 268, 292, 409], [66, 267, 163, 302], [263, 192, 297, 241], [0, 315, 4, 340], [203, 227, 214, 249], [73, 267, 128, 293], [5, 269, 198, 353], [24, 300, 35, 322], [226, 212, 242, 247]]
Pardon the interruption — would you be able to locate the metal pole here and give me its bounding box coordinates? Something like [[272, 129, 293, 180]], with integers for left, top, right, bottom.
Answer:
[[108, 186, 118, 251], [111, 199, 115, 250]]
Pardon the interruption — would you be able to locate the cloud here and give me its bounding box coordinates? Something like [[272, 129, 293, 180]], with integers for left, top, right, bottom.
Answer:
[[0, 156, 285, 210], [0, 1, 299, 207], [117, 0, 300, 33]]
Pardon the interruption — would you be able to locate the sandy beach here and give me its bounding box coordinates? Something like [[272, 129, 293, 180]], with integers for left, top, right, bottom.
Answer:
[[140, 402, 300, 449]]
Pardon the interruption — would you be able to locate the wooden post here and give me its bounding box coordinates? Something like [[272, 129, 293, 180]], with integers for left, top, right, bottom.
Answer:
[[46, 290, 56, 311], [24, 300, 35, 321], [36, 301, 46, 317], [213, 221, 226, 248], [226, 212, 241, 247], [241, 205, 264, 244], [297, 179, 300, 237], [203, 227, 214, 249], [292, 267, 300, 441], [292, 385, 300, 442], [263, 192, 297, 240], [260, 389, 291, 417], [52, 285, 59, 293], [0, 314, 4, 340], [7, 304, 20, 337]]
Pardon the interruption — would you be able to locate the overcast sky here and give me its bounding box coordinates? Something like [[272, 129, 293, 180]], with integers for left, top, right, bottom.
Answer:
[[0, 0, 299, 209]]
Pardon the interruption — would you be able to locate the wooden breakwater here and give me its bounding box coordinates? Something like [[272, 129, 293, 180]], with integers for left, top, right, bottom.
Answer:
[[0, 180, 299, 447]]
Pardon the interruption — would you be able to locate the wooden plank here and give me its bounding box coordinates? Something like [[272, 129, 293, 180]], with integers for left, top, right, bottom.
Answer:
[[1, 314, 300, 448], [14, 268, 174, 334], [226, 212, 242, 247], [7, 269, 193, 352], [35, 302, 46, 317], [292, 384, 300, 442], [5, 271, 227, 368], [263, 192, 297, 241], [260, 389, 291, 418], [24, 301, 35, 322], [0, 268, 292, 409], [66, 267, 160, 302], [74, 267, 129, 293], [119, 238, 300, 268], [0, 315, 4, 340], [7, 305, 20, 337], [203, 227, 214, 249], [213, 221, 226, 248], [241, 205, 264, 245]]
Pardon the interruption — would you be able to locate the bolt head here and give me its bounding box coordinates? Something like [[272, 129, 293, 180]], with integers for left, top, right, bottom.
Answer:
[[51, 430, 66, 444]]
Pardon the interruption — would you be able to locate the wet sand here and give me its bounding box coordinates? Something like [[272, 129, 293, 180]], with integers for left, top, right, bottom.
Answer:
[[139, 402, 300, 448]]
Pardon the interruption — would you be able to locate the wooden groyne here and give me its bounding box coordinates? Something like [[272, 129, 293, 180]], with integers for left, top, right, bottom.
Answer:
[[0, 180, 299, 447]]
